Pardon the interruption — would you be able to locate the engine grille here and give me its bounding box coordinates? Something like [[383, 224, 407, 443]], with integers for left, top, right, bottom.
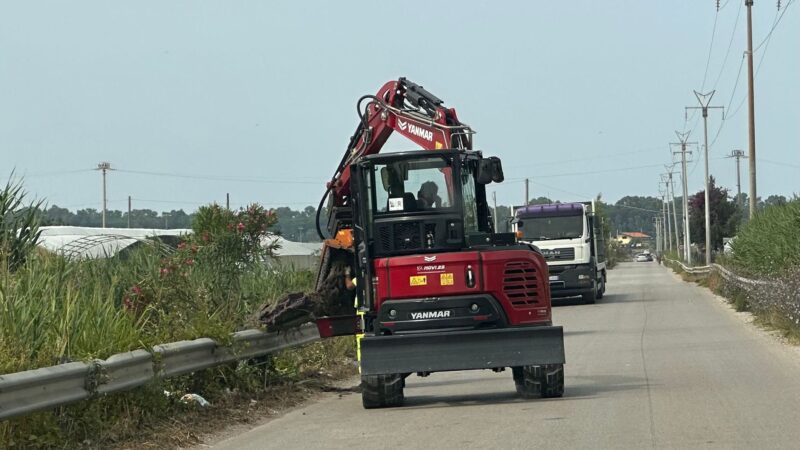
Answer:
[[540, 247, 575, 261], [503, 261, 540, 308], [377, 221, 423, 253]]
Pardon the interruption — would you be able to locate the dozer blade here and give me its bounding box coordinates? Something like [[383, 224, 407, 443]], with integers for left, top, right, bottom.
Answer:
[[258, 243, 356, 331]]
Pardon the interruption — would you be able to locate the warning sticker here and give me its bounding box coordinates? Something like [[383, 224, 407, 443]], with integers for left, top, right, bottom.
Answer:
[[440, 273, 454, 286], [388, 198, 404, 211], [409, 275, 427, 286]]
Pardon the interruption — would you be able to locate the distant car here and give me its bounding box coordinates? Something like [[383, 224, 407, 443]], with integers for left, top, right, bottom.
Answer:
[[635, 254, 649, 262]]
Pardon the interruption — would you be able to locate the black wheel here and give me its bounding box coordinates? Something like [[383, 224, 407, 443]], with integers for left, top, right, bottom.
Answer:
[[582, 281, 597, 304], [513, 364, 564, 399], [361, 373, 405, 409], [596, 275, 605, 300]]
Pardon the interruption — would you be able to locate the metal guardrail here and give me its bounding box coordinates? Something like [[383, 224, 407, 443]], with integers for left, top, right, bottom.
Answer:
[[0, 324, 321, 421], [662, 257, 775, 286]]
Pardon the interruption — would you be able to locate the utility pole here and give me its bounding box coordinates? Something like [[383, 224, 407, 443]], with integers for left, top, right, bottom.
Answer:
[[127, 196, 132, 228], [226, 193, 230, 210], [95, 162, 112, 228], [660, 184, 673, 252], [664, 194, 670, 251], [671, 132, 697, 265], [655, 216, 662, 255], [524, 178, 529, 206], [492, 191, 499, 231], [686, 91, 724, 265], [661, 175, 681, 252], [727, 149, 747, 209], [668, 170, 680, 255], [745, 0, 757, 219]]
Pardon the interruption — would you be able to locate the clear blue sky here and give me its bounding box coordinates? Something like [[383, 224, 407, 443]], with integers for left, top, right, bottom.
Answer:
[[1, 1, 797, 212]]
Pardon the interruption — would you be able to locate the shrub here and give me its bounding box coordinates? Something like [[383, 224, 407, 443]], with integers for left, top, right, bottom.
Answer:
[[730, 198, 800, 277]]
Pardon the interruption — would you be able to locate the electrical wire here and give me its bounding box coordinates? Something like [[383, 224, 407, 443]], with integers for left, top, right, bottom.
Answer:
[[753, 0, 795, 53], [506, 163, 666, 181], [513, 147, 664, 169], [711, 0, 744, 91], [116, 169, 320, 185]]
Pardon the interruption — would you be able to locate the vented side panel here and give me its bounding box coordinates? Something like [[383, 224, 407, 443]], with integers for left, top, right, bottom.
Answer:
[[503, 260, 540, 308]]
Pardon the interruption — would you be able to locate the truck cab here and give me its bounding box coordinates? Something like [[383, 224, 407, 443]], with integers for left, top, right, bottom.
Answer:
[[514, 202, 607, 304]]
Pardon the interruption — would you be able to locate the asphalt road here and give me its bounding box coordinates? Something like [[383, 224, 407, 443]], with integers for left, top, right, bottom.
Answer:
[[211, 262, 800, 449]]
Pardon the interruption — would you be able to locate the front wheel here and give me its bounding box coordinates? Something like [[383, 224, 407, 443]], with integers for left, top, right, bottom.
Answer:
[[596, 275, 606, 300], [512, 364, 564, 398], [582, 282, 597, 304], [361, 373, 405, 409]]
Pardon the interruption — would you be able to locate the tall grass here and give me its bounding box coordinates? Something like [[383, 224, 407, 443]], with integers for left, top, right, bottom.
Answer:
[[0, 246, 323, 448], [731, 198, 800, 277]]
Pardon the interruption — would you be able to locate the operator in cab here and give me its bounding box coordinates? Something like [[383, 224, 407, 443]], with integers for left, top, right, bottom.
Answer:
[[417, 181, 442, 209]]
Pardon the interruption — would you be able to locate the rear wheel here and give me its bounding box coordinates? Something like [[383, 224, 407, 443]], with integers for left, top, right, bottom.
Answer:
[[512, 364, 564, 398], [361, 373, 405, 409]]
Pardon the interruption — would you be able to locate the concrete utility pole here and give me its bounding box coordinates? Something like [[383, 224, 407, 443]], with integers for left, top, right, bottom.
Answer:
[[492, 191, 498, 231], [95, 162, 112, 228], [671, 132, 697, 265], [660, 184, 672, 252], [654, 217, 660, 255], [686, 91, 724, 265], [727, 149, 747, 209], [128, 196, 132, 228], [226, 193, 230, 210], [745, 0, 757, 219], [668, 170, 680, 255], [661, 169, 681, 253], [660, 195, 668, 253]]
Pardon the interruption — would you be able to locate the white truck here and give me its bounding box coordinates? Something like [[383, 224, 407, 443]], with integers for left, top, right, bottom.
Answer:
[[513, 201, 607, 304]]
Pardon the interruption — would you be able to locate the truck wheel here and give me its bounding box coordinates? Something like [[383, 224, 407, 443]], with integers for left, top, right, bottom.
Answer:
[[582, 282, 597, 304], [512, 364, 564, 399], [361, 373, 405, 409], [596, 275, 605, 300]]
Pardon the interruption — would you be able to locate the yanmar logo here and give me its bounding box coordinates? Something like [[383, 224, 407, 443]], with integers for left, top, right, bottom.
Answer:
[[397, 119, 433, 142], [423, 255, 437, 262], [410, 310, 451, 320]]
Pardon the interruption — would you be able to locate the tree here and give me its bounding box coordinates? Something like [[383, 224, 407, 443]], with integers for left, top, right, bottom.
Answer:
[[527, 196, 555, 206], [688, 176, 741, 251], [606, 196, 662, 237]]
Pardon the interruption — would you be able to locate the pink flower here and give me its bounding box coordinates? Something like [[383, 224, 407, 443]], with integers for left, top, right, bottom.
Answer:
[[177, 242, 187, 250], [184, 258, 194, 266], [237, 222, 245, 232], [160, 268, 170, 276], [131, 285, 142, 296]]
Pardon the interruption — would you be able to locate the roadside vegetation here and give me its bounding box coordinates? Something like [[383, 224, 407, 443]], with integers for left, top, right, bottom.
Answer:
[[0, 179, 354, 449], [667, 198, 800, 342]]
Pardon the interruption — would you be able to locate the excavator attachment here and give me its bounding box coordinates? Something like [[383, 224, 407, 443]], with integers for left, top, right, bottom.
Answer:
[[258, 240, 356, 331]]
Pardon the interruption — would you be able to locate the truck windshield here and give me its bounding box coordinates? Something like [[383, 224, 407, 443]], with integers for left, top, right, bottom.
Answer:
[[518, 215, 584, 241], [372, 157, 454, 214]]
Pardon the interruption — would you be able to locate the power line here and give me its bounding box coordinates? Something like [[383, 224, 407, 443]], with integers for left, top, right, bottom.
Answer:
[[759, 158, 800, 169], [701, 7, 721, 91], [14, 169, 93, 178], [512, 147, 663, 168], [506, 162, 665, 181], [707, 2, 790, 148], [686, 6, 722, 132], [116, 169, 320, 185], [711, 0, 744, 91], [753, 0, 795, 52]]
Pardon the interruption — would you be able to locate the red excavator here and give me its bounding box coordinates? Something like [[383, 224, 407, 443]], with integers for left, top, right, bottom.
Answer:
[[261, 78, 565, 408]]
